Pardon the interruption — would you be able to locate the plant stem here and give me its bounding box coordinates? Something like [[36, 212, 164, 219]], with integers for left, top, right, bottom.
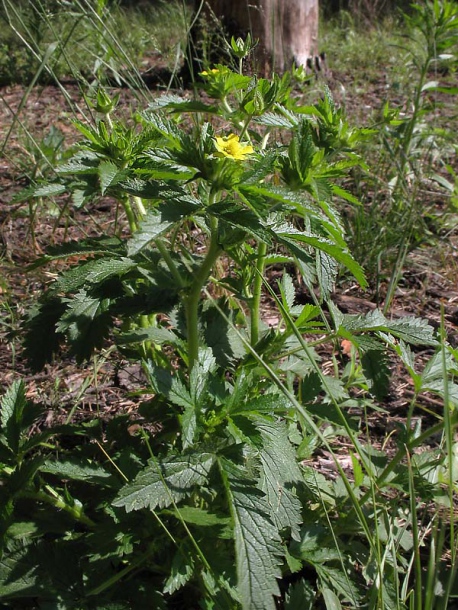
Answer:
[[132, 195, 146, 218], [250, 241, 267, 346], [122, 196, 138, 233], [186, 215, 221, 371], [155, 238, 185, 288], [19, 486, 96, 528]]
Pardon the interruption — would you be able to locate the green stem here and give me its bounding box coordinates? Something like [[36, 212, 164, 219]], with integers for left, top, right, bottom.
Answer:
[[221, 95, 233, 115], [121, 196, 138, 233], [155, 238, 185, 288], [19, 486, 96, 528], [132, 195, 146, 218], [250, 241, 267, 346], [87, 545, 156, 596], [186, 216, 221, 371], [239, 114, 253, 141]]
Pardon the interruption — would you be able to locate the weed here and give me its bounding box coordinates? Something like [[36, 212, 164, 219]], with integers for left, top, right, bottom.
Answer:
[[0, 3, 457, 609]]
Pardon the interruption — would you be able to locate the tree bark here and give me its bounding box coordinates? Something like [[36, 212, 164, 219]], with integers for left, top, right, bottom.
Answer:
[[206, 0, 319, 73]]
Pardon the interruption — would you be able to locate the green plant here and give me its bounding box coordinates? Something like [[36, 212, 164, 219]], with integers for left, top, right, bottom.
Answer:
[[1, 18, 458, 608], [340, 0, 458, 304]]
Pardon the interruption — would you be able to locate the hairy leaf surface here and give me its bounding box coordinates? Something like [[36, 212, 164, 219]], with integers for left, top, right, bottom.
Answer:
[[221, 460, 283, 610], [113, 452, 215, 512]]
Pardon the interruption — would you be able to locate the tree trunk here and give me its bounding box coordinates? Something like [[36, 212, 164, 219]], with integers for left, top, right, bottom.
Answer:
[[206, 0, 319, 73]]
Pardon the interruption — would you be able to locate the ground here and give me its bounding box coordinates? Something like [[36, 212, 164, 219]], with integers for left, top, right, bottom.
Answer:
[[1, 69, 457, 449]]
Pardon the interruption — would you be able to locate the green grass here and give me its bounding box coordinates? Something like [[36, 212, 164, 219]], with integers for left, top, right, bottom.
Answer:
[[0, 0, 188, 86]]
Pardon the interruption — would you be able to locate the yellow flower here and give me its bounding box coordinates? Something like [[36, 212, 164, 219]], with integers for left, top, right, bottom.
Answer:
[[200, 68, 220, 77], [214, 134, 254, 161]]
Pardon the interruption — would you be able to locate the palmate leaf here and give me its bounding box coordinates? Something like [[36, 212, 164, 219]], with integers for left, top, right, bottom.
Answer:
[[112, 451, 215, 512], [23, 297, 67, 371], [255, 418, 303, 540], [221, 460, 284, 610]]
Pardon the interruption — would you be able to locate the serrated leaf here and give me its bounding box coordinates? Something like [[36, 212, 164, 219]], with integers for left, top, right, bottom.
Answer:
[[279, 273, 296, 311], [33, 183, 67, 198], [278, 232, 366, 288], [386, 317, 437, 346], [169, 506, 231, 527], [117, 326, 181, 347], [334, 306, 437, 347], [255, 418, 303, 540], [27, 237, 124, 271], [229, 393, 293, 416], [98, 161, 125, 195], [163, 550, 195, 595], [113, 451, 215, 512], [84, 257, 136, 285], [56, 290, 112, 362], [41, 458, 113, 484], [285, 579, 316, 609], [317, 251, 337, 300], [127, 197, 201, 255], [207, 200, 271, 244], [361, 349, 390, 400], [221, 460, 283, 610], [255, 112, 298, 128], [0, 380, 26, 455]]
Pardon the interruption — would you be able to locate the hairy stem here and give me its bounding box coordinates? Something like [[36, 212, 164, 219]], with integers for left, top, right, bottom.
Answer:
[[250, 241, 267, 346], [19, 486, 96, 528], [155, 238, 185, 288], [186, 216, 221, 371]]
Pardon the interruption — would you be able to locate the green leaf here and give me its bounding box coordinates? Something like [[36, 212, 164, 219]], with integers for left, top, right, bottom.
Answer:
[[168, 506, 230, 527], [56, 290, 112, 362], [127, 197, 201, 256], [361, 349, 390, 400], [278, 273, 296, 311], [256, 418, 303, 540], [207, 199, 271, 244], [0, 380, 27, 455], [255, 111, 298, 128], [33, 183, 67, 198], [332, 305, 437, 346], [221, 460, 283, 610], [229, 393, 293, 416], [23, 297, 67, 371], [385, 317, 437, 346], [163, 549, 195, 595], [278, 232, 366, 287], [285, 579, 316, 609], [113, 451, 215, 512], [41, 458, 113, 485], [98, 160, 125, 195]]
